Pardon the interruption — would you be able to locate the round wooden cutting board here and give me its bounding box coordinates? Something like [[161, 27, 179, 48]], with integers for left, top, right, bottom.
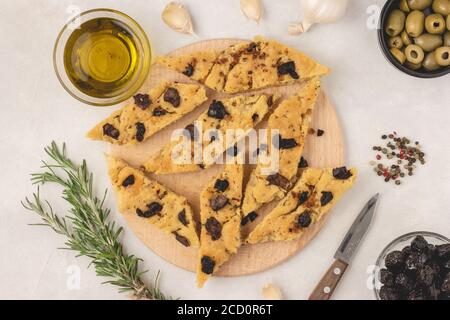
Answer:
[[109, 39, 345, 277]]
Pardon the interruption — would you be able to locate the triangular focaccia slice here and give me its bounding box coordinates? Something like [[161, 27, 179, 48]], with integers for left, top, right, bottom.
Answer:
[[144, 93, 280, 174], [247, 167, 357, 244], [197, 164, 244, 288], [241, 78, 321, 220], [204, 37, 330, 93], [87, 82, 207, 145], [156, 51, 219, 83], [106, 156, 199, 247]]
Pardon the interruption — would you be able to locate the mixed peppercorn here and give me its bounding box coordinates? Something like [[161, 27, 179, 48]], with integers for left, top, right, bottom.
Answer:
[[370, 132, 426, 185]]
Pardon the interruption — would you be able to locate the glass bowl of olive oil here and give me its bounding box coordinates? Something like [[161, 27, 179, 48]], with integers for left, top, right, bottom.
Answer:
[[53, 9, 151, 106]]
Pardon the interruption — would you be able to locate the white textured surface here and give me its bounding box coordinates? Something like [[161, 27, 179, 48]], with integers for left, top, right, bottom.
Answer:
[[0, 0, 449, 300]]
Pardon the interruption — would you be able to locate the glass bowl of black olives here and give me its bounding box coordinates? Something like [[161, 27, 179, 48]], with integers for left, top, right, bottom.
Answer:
[[378, 0, 450, 78], [374, 231, 450, 300]]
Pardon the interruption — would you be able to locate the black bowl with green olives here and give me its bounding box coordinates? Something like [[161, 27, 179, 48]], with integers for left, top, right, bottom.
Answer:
[[379, 0, 450, 78]]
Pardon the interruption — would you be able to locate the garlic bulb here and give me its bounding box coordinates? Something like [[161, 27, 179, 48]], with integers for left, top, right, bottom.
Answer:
[[240, 0, 263, 23], [289, 0, 349, 35], [162, 2, 195, 35]]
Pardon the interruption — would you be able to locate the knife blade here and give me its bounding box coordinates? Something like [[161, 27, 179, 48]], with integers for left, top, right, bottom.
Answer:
[[309, 193, 380, 300], [334, 193, 380, 264]]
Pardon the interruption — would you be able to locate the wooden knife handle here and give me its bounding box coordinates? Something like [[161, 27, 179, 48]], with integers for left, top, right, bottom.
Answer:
[[309, 259, 348, 300]]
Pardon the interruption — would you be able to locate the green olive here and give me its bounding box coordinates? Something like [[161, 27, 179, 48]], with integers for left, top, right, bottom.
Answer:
[[432, 0, 450, 15], [444, 31, 450, 46], [405, 44, 425, 63], [414, 33, 444, 51], [390, 47, 407, 64], [401, 30, 413, 45], [423, 51, 441, 70], [407, 0, 433, 10], [389, 36, 404, 49], [400, 0, 411, 12], [434, 46, 450, 66], [405, 61, 422, 70], [425, 14, 446, 34], [406, 10, 425, 37], [386, 10, 406, 36]]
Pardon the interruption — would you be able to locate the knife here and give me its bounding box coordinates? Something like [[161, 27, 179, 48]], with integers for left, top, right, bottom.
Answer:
[[309, 193, 380, 300]]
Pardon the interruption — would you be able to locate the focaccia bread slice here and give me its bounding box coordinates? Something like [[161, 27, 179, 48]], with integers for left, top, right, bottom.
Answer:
[[144, 93, 280, 174], [156, 51, 219, 82], [205, 36, 329, 93], [241, 78, 321, 219], [247, 167, 357, 244], [197, 164, 244, 288], [87, 82, 208, 145], [107, 156, 199, 247]]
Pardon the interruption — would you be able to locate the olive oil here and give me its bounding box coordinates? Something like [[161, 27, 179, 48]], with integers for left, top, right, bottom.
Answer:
[[64, 18, 141, 98]]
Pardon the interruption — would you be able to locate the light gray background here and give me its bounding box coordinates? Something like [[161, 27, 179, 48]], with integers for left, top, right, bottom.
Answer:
[[0, 0, 449, 300]]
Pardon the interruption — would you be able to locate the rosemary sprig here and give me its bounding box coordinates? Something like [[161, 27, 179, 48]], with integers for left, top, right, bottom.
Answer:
[[22, 142, 167, 300]]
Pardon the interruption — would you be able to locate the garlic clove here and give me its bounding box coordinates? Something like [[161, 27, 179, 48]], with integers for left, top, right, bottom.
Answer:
[[240, 0, 263, 23], [288, 22, 305, 35], [162, 2, 195, 35], [261, 283, 283, 300]]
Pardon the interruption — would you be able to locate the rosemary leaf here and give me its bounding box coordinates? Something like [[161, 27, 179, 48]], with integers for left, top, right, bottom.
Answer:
[[22, 141, 167, 300]]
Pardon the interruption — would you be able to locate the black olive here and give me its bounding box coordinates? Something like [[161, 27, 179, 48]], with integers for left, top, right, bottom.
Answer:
[[205, 217, 222, 241], [209, 195, 229, 211], [163, 87, 181, 107], [332, 167, 353, 180], [436, 244, 450, 259], [379, 286, 400, 300], [173, 232, 190, 247], [267, 173, 290, 190], [385, 250, 405, 270], [183, 63, 194, 77], [184, 124, 198, 141], [379, 268, 394, 286], [136, 202, 163, 218], [178, 209, 188, 226], [121, 175, 135, 187], [135, 122, 146, 142], [277, 61, 299, 79], [133, 93, 151, 109], [405, 251, 428, 272], [103, 123, 120, 140], [320, 191, 333, 206], [214, 179, 229, 192], [207, 100, 228, 120], [241, 212, 258, 226], [201, 256, 215, 275], [417, 265, 436, 287], [442, 273, 450, 292], [297, 211, 312, 228], [317, 129, 325, 137], [272, 134, 298, 150], [226, 144, 240, 157], [298, 191, 309, 206], [411, 235, 429, 252], [407, 289, 425, 300], [394, 273, 414, 292], [298, 156, 309, 168], [153, 107, 168, 116]]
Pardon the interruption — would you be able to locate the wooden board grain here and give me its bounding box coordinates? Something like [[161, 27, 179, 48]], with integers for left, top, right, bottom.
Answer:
[[109, 39, 345, 277]]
